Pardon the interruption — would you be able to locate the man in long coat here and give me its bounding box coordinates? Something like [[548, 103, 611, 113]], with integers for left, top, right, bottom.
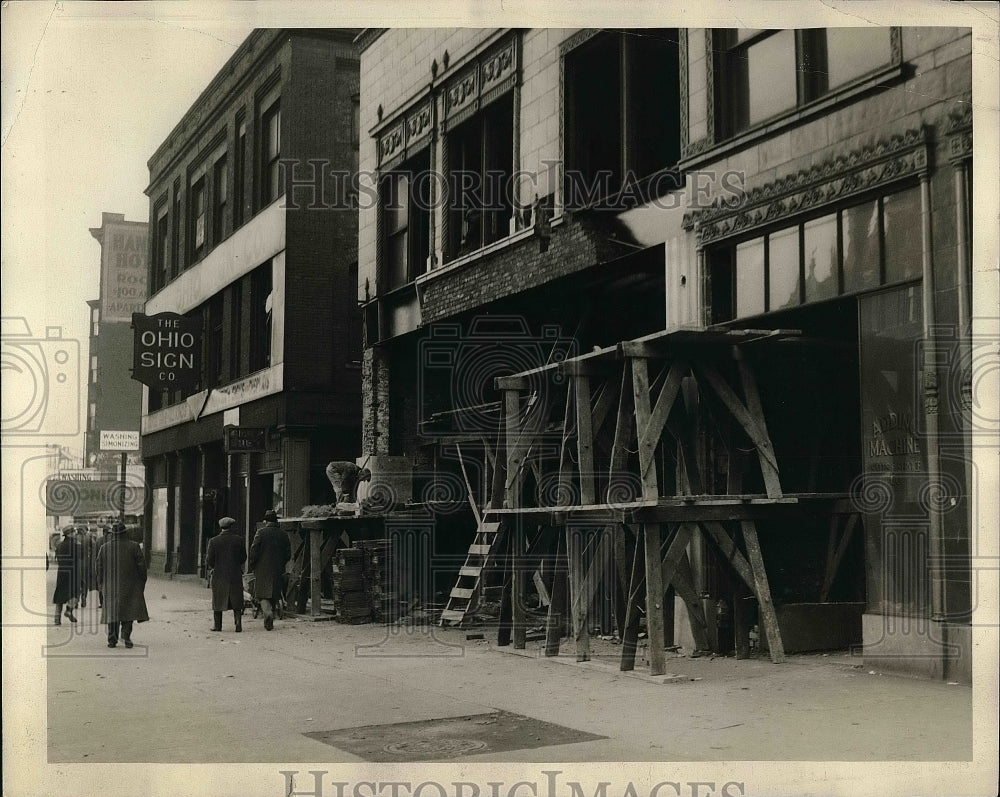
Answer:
[[97, 522, 149, 648], [51, 526, 80, 625], [206, 516, 246, 632], [249, 510, 291, 630], [76, 528, 95, 608]]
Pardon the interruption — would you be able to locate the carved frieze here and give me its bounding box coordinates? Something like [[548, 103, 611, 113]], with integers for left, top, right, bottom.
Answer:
[[685, 128, 930, 244], [376, 99, 434, 169]]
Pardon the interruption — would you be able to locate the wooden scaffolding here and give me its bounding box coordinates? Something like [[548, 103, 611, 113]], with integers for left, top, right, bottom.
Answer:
[[475, 326, 860, 676]]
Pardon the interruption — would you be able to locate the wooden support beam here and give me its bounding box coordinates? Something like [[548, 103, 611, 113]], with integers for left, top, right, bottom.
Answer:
[[659, 522, 697, 590], [741, 520, 785, 663], [590, 379, 617, 440], [639, 359, 687, 481], [736, 356, 783, 499], [544, 531, 567, 656], [699, 520, 756, 593], [619, 525, 644, 671], [495, 375, 531, 391], [575, 376, 597, 505], [820, 513, 860, 602], [566, 526, 590, 661], [503, 389, 527, 649], [670, 549, 711, 652], [310, 526, 322, 617], [694, 361, 780, 485], [643, 523, 667, 676], [631, 357, 659, 501]]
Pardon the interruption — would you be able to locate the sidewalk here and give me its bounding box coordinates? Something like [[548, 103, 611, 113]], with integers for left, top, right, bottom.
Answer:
[[46, 573, 972, 763]]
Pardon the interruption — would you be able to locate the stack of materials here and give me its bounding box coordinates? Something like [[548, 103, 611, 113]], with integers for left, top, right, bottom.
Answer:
[[332, 548, 370, 623], [356, 538, 400, 623]]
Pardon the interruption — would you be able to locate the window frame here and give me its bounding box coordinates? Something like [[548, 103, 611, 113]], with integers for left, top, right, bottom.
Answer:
[[380, 150, 432, 290], [708, 182, 922, 323], [259, 95, 282, 209], [713, 27, 900, 142]]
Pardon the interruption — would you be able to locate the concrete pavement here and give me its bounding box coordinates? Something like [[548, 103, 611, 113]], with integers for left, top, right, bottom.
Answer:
[[46, 573, 972, 764]]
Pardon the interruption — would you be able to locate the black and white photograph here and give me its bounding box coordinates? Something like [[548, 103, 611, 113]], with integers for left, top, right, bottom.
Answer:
[[2, 2, 998, 796]]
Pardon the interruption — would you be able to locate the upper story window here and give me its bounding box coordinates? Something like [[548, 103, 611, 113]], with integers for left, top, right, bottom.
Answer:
[[234, 114, 247, 229], [213, 154, 228, 244], [172, 179, 182, 273], [90, 355, 98, 385], [714, 28, 894, 139], [382, 151, 432, 290], [260, 97, 282, 207], [90, 306, 99, 337], [708, 184, 922, 323], [153, 202, 169, 293], [563, 29, 681, 207], [190, 176, 207, 263], [447, 94, 514, 259]]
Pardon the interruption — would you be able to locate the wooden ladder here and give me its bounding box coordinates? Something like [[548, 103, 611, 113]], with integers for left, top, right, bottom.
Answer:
[[440, 513, 504, 627]]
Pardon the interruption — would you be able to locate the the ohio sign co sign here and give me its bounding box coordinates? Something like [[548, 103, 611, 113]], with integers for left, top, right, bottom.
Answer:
[[131, 312, 202, 391]]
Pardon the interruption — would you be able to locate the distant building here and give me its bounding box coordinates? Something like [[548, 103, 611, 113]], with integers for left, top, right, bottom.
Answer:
[[140, 29, 362, 575], [85, 212, 147, 476]]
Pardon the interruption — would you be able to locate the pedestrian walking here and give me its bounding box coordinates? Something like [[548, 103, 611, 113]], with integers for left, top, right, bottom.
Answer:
[[76, 528, 95, 608], [96, 525, 111, 608], [52, 526, 80, 625], [206, 516, 246, 632], [249, 510, 291, 630], [97, 521, 149, 648]]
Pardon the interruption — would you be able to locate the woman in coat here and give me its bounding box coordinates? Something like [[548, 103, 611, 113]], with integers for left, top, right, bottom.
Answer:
[[97, 522, 149, 648], [51, 526, 80, 625], [249, 510, 291, 630], [206, 516, 246, 632]]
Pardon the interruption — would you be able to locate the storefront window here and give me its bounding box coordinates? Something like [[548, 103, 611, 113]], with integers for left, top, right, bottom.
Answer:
[[842, 199, 881, 293], [883, 186, 923, 284], [768, 226, 801, 310], [803, 213, 839, 302], [736, 237, 765, 317]]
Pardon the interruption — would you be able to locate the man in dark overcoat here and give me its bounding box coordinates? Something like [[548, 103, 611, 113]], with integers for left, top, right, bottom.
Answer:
[[206, 516, 246, 632], [249, 510, 291, 630], [76, 528, 95, 608], [51, 526, 80, 625], [97, 522, 149, 648]]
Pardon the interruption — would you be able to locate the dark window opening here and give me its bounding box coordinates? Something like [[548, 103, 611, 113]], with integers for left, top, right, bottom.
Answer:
[[229, 279, 243, 380], [260, 98, 282, 207], [190, 177, 207, 262], [207, 293, 224, 387], [213, 154, 228, 245], [564, 29, 681, 207], [249, 263, 272, 373], [234, 115, 247, 229], [446, 94, 514, 260], [153, 205, 169, 293], [382, 150, 431, 289]]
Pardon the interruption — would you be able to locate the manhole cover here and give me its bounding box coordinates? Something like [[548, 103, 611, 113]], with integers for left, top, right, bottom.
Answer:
[[305, 711, 604, 762], [383, 738, 488, 756]]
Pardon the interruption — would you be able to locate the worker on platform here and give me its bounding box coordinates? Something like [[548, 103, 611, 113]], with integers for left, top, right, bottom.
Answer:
[[249, 509, 292, 630], [325, 461, 372, 504], [206, 516, 247, 632]]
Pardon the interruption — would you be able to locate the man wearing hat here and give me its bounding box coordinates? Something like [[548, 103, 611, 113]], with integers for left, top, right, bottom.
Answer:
[[97, 522, 149, 648], [248, 510, 291, 630], [206, 516, 246, 632], [51, 526, 80, 625]]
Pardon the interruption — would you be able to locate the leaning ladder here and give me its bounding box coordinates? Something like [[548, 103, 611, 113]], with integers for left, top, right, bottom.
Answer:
[[439, 513, 504, 626]]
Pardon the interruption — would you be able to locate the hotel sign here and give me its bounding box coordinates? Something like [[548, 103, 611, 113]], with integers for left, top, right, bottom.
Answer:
[[131, 312, 202, 391]]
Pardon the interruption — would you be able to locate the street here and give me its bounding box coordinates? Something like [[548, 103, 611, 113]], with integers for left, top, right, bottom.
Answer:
[[46, 573, 972, 764]]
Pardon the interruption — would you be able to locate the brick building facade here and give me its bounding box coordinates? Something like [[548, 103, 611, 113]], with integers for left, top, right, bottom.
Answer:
[[140, 29, 362, 575], [358, 27, 974, 680]]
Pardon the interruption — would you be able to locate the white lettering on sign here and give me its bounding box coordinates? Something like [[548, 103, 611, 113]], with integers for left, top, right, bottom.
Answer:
[[100, 430, 140, 451]]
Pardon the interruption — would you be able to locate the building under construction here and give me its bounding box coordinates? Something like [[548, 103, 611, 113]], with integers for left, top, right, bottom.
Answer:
[[353, 26, 974, 681]]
